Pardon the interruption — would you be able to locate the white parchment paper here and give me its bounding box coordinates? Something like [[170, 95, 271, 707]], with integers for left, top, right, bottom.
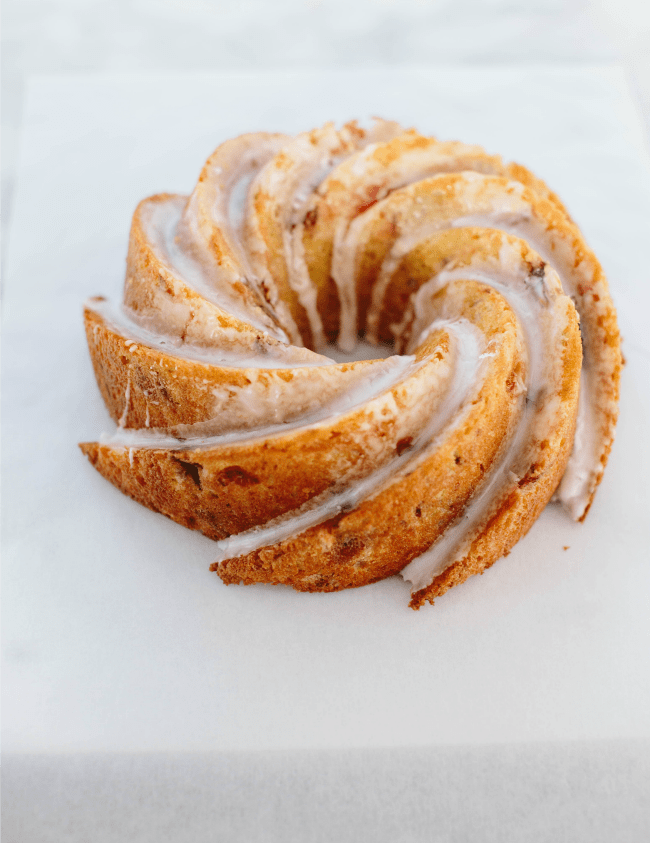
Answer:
[[3, 68, 650, 768]]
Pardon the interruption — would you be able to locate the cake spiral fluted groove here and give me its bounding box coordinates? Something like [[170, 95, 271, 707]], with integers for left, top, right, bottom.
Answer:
[[80, 120, 621, 608]]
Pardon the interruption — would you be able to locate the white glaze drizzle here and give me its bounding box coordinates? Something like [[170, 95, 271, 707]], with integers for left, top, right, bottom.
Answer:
[[142, 197, 287, 338], [449, 214, 600, 520], [329, 156, 512, 351], [245, 121, 405, 351], [211, 320, 487, 567], [355, 178, 598, 521], [246, 127, 357, 350], [554, 369, 598, 520], [180, 133, 297, 341], [102, 352, 419, 450], [400, 249, 566, 591], [86, 297, 330, 370]]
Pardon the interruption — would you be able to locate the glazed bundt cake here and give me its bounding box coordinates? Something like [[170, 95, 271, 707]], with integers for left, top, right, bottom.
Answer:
[[80, 120, 621, 608]]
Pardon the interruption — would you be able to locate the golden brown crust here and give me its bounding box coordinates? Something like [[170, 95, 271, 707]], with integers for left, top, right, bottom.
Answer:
[[124, 195, 283, 351], [354, 172, 620, 514], [84, 301, 401, 432], [84, 303, 245, 429], [81, 322, 458, 540], [213, 282, 526, 589]]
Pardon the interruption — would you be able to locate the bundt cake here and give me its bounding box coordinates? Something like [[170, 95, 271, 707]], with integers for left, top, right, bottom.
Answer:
[[80, 120, 621, 608]]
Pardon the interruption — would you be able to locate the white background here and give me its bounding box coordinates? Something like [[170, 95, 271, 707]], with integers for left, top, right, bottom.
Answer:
[[2, 3, 650, 842], [3, 0, 650, 248], [3, 66, 650, 840]]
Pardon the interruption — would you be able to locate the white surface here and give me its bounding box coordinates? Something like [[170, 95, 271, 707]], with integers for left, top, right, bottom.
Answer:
[[3, 1, 650, 254], [3, 742, 650, 843], [3, 68, 650, 761]]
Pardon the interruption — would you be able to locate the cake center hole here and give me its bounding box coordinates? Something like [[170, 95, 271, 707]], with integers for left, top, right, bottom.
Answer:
[[323, 337, 396, 364]]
